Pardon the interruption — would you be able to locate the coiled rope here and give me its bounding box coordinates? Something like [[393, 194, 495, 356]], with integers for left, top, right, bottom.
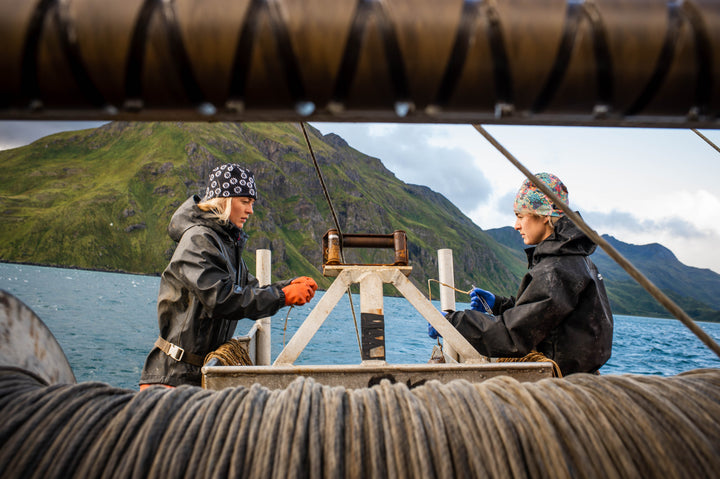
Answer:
[[497, 352, 563, 378], [204, 339, 253, 367], [2, 367, 719, 478]]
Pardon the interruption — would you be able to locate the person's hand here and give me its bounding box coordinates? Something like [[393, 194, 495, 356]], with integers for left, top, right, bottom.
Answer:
[[427, 311, 450, 339], [428, 323, 441, 339], [291, 276, 318, 292], [470, 287, 495, 312], [283, 281, 316, 306]]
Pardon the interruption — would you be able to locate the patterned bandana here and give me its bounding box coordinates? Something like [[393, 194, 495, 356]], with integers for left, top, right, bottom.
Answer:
[[203, 164, 257, 200], [513, 172, 568, 217]]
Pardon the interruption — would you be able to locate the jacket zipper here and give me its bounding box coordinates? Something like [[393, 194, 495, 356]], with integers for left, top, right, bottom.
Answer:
[[235, 238, 242, 288]]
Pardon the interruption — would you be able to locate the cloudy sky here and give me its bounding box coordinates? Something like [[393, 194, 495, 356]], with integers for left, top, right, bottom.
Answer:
[[2, 120, 719, 274]]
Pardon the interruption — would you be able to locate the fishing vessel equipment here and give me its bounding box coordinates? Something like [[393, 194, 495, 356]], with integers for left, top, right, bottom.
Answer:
[[0, 0, 718, 127], [1, 1, 720, 477]]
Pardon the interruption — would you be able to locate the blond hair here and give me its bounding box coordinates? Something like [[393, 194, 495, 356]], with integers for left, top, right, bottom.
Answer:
[[517, 210, 562, 230], [197, 197, 233, 224]]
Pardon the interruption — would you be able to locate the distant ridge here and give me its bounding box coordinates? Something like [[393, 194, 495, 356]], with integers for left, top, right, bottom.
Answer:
[[486, 226, 720, 323]]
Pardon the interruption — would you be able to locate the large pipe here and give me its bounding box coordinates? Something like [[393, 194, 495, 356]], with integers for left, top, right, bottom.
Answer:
[[0, 0, 718, 127]]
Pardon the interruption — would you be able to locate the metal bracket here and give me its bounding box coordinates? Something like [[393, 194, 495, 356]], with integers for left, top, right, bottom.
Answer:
[[168, 344, 185, 362]]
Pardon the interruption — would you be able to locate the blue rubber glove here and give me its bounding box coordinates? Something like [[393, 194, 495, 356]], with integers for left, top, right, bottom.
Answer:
[[427, 311, 449, 339], [470, 287, 495, 312]]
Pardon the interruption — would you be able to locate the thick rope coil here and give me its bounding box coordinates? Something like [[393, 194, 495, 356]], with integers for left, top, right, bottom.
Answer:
[[2, 367, 720, 478], [497, 351, 564, 378], [204, 339, 253, 366]]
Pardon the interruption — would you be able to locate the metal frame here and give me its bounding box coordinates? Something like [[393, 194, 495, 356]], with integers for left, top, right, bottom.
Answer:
[[202, 257, 555, 390], [273, 265, 488, 366]]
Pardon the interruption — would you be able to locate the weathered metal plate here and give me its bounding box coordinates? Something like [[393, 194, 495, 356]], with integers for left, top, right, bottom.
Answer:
[[0, 290, 76, 385], [202, 362, 554, 390]]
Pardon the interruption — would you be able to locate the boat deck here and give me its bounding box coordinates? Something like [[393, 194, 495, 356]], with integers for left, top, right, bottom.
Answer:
[[202, 361, 554, 390]]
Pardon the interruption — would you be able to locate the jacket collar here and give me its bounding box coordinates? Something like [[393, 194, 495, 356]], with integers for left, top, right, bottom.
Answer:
[[168, 195, 249, 245], [525, 214, 597, 267]]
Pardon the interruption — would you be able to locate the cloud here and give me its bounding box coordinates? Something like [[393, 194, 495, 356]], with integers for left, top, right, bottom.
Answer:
[[582, 209, 713, 239], [315, 123, 492, 211], [497, 190, 518, 215], [580, 208, 720, 272], [0, 121, 107, 150]]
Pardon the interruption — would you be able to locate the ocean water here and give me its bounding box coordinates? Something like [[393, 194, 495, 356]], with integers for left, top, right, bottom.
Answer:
[[2, 262, 720, 389]]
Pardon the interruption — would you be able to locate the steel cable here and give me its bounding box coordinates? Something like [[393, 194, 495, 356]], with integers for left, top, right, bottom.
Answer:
[[692, 128, 720, 154], [300, 122, 362, 357], [2, 367, 720, 478]]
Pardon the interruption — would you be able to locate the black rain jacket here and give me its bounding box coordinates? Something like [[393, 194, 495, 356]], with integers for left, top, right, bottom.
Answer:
[[446, 215, 613, 375], [140, 196, 290, 386]]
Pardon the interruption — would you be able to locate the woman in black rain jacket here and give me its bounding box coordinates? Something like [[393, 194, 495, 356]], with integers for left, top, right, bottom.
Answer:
[[440, 173, 613, 375], [140, 164, 317, 387]]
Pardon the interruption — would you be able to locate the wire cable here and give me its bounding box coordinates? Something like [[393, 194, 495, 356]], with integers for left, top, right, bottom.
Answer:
[[300, 122, 362, 356], [692, 128, 720, 154]]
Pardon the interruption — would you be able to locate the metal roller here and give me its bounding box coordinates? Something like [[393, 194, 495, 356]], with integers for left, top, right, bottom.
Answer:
[[0, 290, 76, 385], [0, 0, 718, 127], [323, 229, 409, 266]]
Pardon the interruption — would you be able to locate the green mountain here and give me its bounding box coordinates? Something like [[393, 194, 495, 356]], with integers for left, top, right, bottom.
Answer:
[[5, 121, 716, 321], [485, 227, 720, 323], [0, 121, 525, 298]]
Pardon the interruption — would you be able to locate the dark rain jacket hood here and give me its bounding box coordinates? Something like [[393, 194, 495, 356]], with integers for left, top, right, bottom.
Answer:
[[140, 196, 289, 386], [447, 215, 613, 375]]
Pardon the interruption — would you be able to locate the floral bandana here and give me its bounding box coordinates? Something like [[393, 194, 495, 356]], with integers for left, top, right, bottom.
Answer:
[[513, 172, 568, 217], [203, 164, 257, 200]]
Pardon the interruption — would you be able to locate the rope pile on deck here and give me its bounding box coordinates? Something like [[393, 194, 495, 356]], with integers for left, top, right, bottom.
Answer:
[[204, 338, 253, 367], [1, 367, 719, 478]]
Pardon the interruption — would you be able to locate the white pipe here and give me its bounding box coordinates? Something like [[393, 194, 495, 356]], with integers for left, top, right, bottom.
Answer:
[[438, 249, 459, 362], [256, 249, 272, 366]]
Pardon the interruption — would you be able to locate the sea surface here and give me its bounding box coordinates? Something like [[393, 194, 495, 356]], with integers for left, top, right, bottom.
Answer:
[[2, 262, 720, 390]]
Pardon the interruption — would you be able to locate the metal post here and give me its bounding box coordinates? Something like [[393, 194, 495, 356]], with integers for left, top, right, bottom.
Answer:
[[256, 249, 272, 366], [438, 249, 459, 362]]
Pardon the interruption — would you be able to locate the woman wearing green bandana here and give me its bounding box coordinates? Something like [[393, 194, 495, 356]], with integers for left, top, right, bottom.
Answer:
[[436, 173, 613, 375]]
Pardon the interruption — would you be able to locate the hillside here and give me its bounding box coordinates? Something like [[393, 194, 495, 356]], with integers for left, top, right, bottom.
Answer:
[[486, 227, 720, 323], [0, 121, 525, 297], [3, 121, 717, 321]]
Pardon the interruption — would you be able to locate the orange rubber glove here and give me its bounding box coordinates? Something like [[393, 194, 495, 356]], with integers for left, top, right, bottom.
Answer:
[[291, 276, 318, 292], [283, 281, 315, 306]]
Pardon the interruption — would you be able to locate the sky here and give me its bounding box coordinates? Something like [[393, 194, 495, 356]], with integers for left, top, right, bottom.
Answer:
[[2, 120, 719, 274]]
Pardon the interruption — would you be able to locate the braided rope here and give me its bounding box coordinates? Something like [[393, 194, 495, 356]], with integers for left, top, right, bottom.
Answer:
[[2, 367, 719, 478], [497, 352, 564, 378], [204, 339, 253, 366]]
